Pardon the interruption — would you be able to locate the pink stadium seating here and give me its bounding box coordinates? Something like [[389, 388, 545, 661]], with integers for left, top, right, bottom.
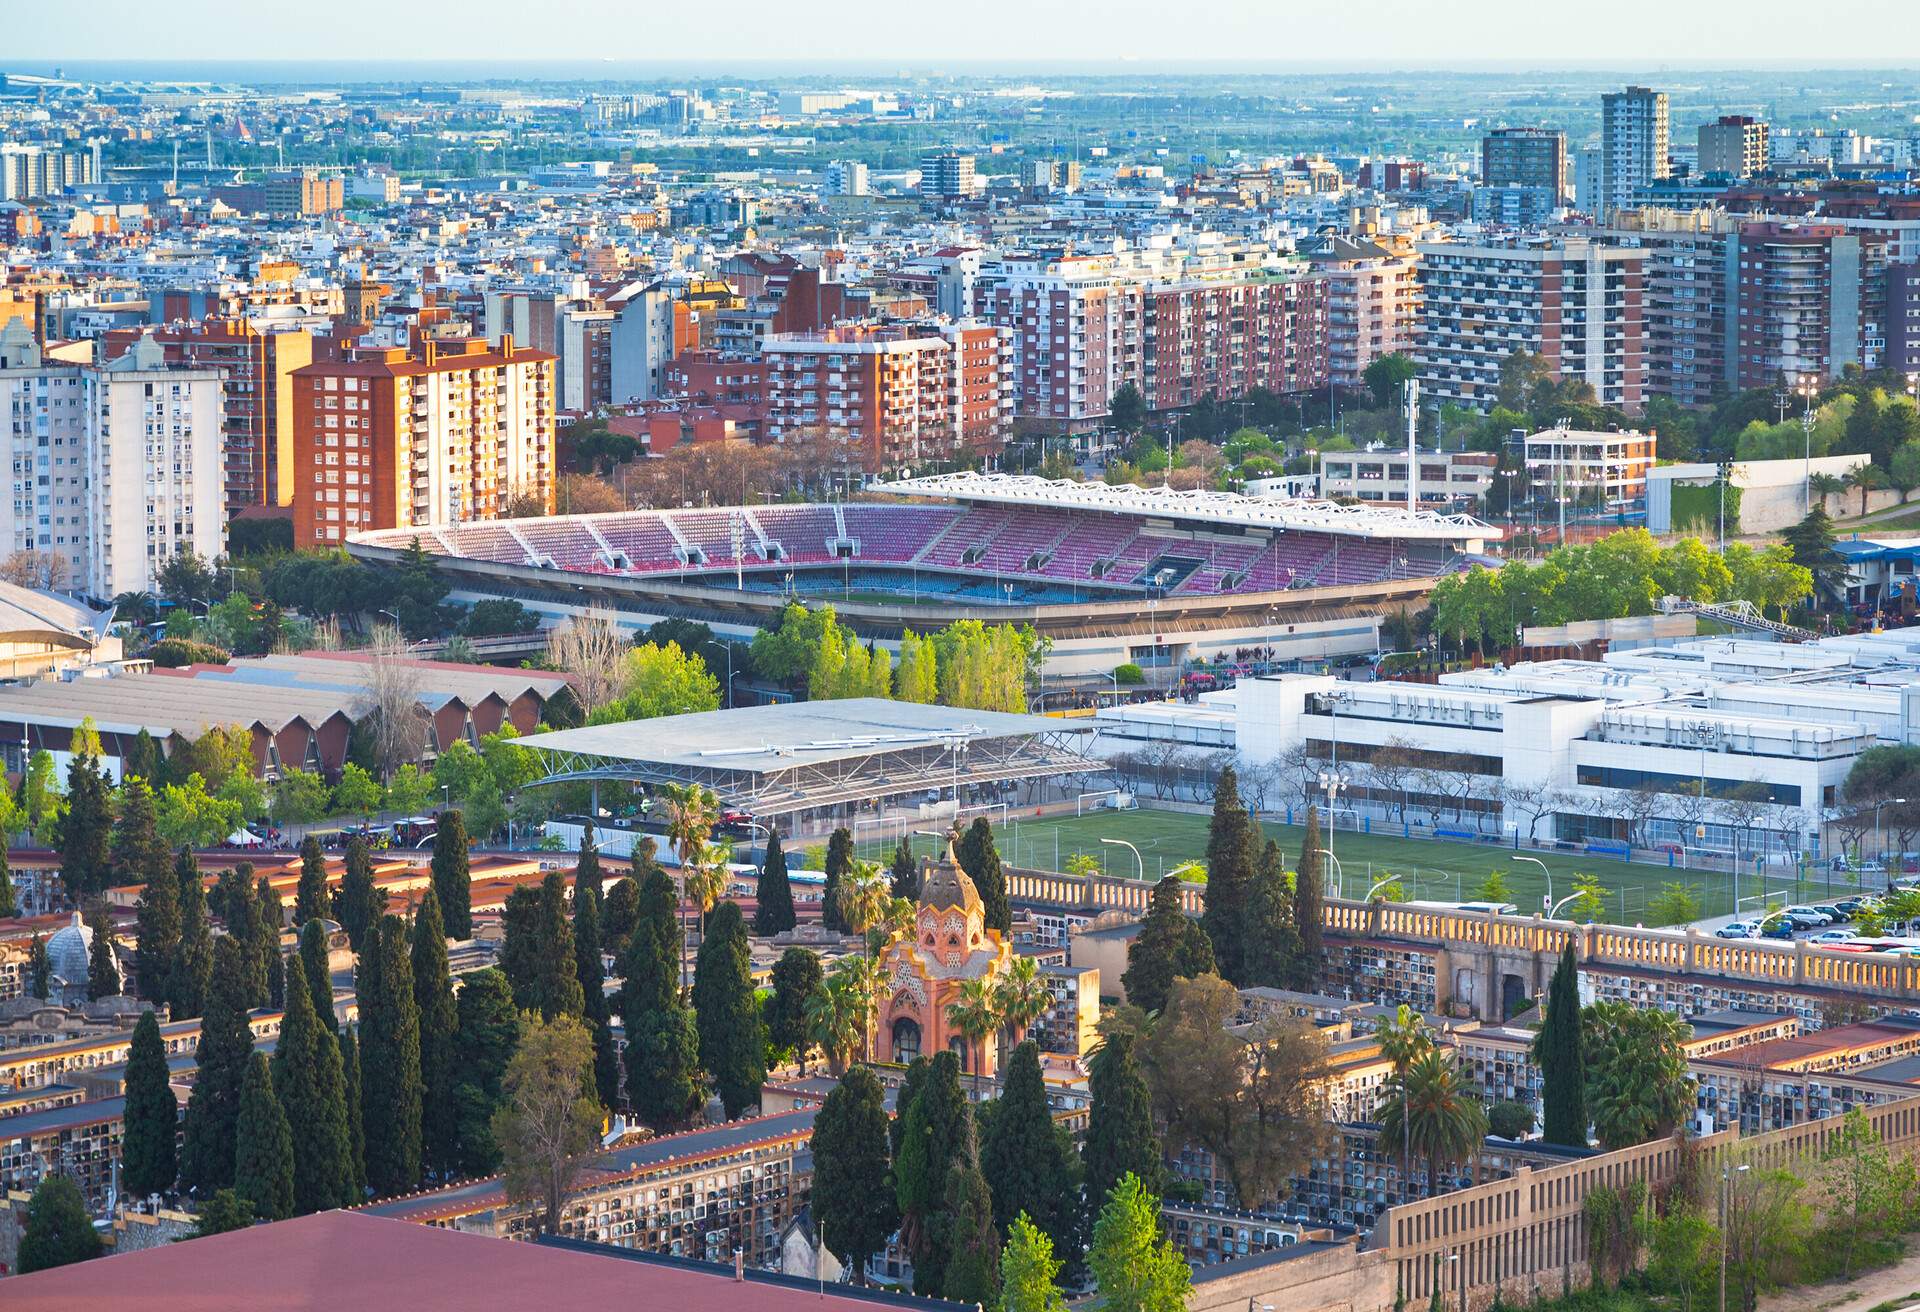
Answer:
[[841, 505, 962, 563]]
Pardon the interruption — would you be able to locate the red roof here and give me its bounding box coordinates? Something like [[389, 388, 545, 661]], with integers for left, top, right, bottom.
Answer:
[[1, 1211, 907, 1311]]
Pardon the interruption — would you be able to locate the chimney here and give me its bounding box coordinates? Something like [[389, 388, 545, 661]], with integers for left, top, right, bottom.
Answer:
[[732, 1247, 744, 1281]]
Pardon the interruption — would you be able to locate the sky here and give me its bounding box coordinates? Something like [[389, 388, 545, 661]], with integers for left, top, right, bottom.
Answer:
[[7, 0, 1920, 68]]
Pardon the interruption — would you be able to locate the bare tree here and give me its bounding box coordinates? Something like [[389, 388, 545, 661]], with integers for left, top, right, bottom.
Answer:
[[545, 610, 628, 714], [1407, 767, 1453, 828], [360, 624, 430, 781], [1715, 785, 1774, 865], [1237, 758, 1283, 817], [1274, 743, 1318, 814], [0, 549, 68, 592], [1366, 739, 1420, 823], [1619, 783, 1666, 850]]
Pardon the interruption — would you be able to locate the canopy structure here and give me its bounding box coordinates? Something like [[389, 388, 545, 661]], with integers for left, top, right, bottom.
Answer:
[[877, 472, 1501, 544], [516, 699, 1100, 818]]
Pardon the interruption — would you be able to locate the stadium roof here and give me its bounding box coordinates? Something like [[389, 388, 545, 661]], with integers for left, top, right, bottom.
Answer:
[[876, 472, 1502, 543], [517, 698, 1099, 817]]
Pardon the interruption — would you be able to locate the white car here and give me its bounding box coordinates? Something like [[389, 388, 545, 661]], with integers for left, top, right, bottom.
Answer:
[[1812, 929, 1858, 945]]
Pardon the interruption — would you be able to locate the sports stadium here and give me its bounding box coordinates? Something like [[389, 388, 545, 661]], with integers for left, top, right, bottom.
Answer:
[[347, 473, 1501, 675]]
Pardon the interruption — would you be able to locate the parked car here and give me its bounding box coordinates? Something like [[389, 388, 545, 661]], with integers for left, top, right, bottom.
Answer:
[[1784, 905, 1839, 926], [1812, 929, 1858, 945], [1716, 921, 1757, 939], [1811, 903, 1850, 922], [1759, 918, 1797, 940]]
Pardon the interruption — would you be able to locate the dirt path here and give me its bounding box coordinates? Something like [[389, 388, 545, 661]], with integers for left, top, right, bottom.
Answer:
[[1759, 1245, 1920, 1312]]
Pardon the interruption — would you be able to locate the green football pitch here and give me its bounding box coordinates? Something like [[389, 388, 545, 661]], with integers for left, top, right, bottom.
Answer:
[[821, 807, 1858, 925]]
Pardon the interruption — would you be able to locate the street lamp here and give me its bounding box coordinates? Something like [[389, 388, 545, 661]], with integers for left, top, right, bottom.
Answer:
[[1547, 891, 1584, 920], [1318, 769, 1349, 893], [703, 640, 735, 710], [1720, 1162, 1751, 1312], [1874, 798, 1908, 873], [1100, 837, 1145, 881], [1513, 854, 1551, 912], [1316, 847, 1344, 899], [1366, 873, 1401, 901]]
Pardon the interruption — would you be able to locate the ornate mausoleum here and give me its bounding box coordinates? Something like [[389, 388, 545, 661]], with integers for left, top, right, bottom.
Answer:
[[877, 842, 1013, 1075]]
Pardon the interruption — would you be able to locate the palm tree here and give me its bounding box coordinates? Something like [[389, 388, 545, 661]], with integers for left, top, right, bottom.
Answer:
[[657, 783, 721, 984], [993, 954, 1052, 1055], [1846, 463, 1888, 517], [946, 977, 1001, 1097], [111, 591, 160, 629], [1378, 1050, 1490, 1197], [1375, 1003, 1438, 1181], [805, 973, 863, 1076], [1808, 471, 1845, 513]]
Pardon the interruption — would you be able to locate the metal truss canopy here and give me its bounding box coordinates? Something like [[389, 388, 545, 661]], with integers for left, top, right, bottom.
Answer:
[[876, 472, 1502, 544]]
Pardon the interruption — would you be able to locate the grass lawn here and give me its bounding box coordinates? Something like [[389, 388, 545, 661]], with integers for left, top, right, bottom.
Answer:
[[820, 807, 1870, 926]]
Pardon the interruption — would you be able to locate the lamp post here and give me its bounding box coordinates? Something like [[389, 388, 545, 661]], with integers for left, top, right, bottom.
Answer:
[[1366, 873, 1401, 901], [1100, 837, 1145, 881], [1720, 1162, 1750, 1312], [1547, 891, 1585, 921], [1318, 769, 1349, 894], [1316, 847, 1344, 899], [703, 640, 735, 710], [1514, 854, 1551, 913], [1874, 797, 1908, 870]]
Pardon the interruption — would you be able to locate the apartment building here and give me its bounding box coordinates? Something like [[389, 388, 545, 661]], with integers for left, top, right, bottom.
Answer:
[[0, 143, 96, 200], [556, 305, 616, 412], [1476, 127, 1566, 222], [289, 337, 555, 548], [1889, 262, 1920, 376], [1522, 427, 1657, 510], [1699, 116, 1771, 179], [919, 150, 977, 199], [823, 160, 869, 196], [759, 320, 1011, 472], [1599, 86, 1670, 217], [1602, 208, 1741, 407], [1413, 236, 1647, 413], [1304, 236, 1417, 386], [1733, 222, 1889, 389], [215, 171, 344, 217], [1139, 274, 1328, 409]]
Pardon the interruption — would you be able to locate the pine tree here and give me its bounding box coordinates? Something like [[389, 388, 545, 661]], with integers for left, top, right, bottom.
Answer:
[[0, 847, 16, 918], [168, 848, 212, 1020], [86, 905, 121, 999], [1121, 875, 1215, 1015], [1241, 839, 1302, 989], [767, 947, 822, 1062], [942, 1152, 1001, 1307], [982, 1041, 1079, 1253], [233, 1052, 295, 1221], [410, 888, 460, 1178], [58, 753, 112, 905], [299, 919, 336, 1033], [572, 847, 620, 1109], [269, 971, 353, 1214], [957, 818, 1011, 935], [451, 967, 520, 1176], [533, 869, 584, 1021], [602, 876, 640, 956], [430, 808, 472, 940], [217, 866, 268, 1009], [821, 827, 854, 932], [1291, 806, 1325, 991], [693, 901, 766, 1119], [753, 829, 796, 936], [27, 932, 50, 999], [338, 1028, 366, 1197], [132, 834, 180, 1005], [810, 1064, 898, 1277], [181, 936, 256, 1193], [255, 874, 286, 1010], [499, 885, 542, 1012], [616, 868, 703, 1129], [121, 1010, 178, 1199], [889, 835, 919, 899], [358, 915, 423, 1196], [1081, 1031, 1161, 1217], [294, 834, 331, 925], [336, 834, 382, 954], [1535, 942, 1589, 1147], [1198, 766, 1257, 983], [15, 1174, 101, 1274]]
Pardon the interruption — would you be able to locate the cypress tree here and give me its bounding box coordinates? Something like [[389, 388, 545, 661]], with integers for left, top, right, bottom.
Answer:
[[982, 1041, 1078, 1250], [358, 915, 422, 1197], [217, 866, 268, 1009], [533, 869, 584, 1021], [1081, 1030, 1161, 1216], [616, 868, 703, 1129], [767, 946, 823, 1062], [168, 848, 212, 1020], [270, 967, 353, 1214], [810, 1064, 899, 1277], [897, 1050, 972, 1296], [410, 887, 460, 1177], [450, 967, 519, 1176], [86, 905, 121, 999], [336, 834, 382, 954], [430, 809, 472, 940], [957, 818, 1011, 935], [1121, 875, 1214, 1015], [15, 1174, 101, 1274], [693, 901, 766, 1118], [233, 1051, 295, 1221], [125, 727, 162, 786], [821, 826, 855, 932], [499, 885, 541, 1011], [121, 1010, 178, 1199], [753, 829, 796, 936], [58, 754, 112, 905], [299, 919, 335, 1033], [942, 1152, 1001, 1307], [1241, 839, 1303, 989], [294, 834, 330, 925], [889, 835, 919, 899], [113, 776, 171, 890], [0, 847, 16, 918], [1198, 766, 1257, 983], [1291, 806, 1325, 991], [602, 875, 640, 956], [572, 848, 619, 1109], [27, 932, 49, 998], [181, 936, 256, 1193], [255, 874, 286, 1010], [132, 834, 180, 1005], [1534, 942, 1589, 1147], [338, 1028, 366, 1197]]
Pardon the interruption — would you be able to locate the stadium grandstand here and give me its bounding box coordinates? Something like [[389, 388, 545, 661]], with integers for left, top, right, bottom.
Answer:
[[347, 476, 1499, 676]]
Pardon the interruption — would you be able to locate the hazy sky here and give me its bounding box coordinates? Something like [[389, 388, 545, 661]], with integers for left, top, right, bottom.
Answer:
[[8, 0, 1920, 66]]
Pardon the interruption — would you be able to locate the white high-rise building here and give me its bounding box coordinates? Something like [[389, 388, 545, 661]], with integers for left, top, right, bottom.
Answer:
[[824, 160, 870, 197], [1599, 86, 1670, 216]]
